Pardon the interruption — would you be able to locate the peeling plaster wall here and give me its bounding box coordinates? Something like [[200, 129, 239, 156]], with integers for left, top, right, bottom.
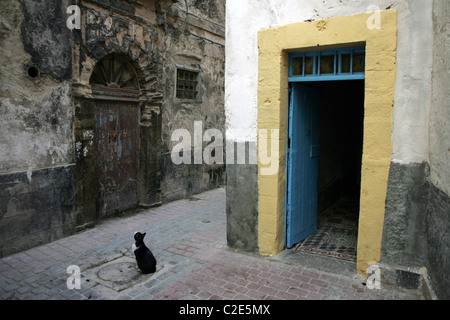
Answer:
[[72, 0, 163, 222], [73, 0, 225, 217], [225, 1, 434, 254], [160, 0, 226, 202], [226, 0, 433, 164], [0, 0, 226, 256], [0, 85, 74, 173], [0, 0, 76, 256], [427, 0, 450, 300], [225, 0, 448, 287], [0, 0, 74, 173], [381, 0, 449, 299], [429, 0, 450, 197]]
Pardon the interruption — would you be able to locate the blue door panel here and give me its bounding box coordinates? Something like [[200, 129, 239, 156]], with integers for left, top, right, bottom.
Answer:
[[286, 84, 320, 248]]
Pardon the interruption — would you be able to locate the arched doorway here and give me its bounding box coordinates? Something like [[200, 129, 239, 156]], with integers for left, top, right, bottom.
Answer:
[[90, 53, 140, 218], [82, 53, 142, 219]]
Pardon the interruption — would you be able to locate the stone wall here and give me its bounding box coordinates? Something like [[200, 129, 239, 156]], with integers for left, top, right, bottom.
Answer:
[[225, 0, 449, 295], [381, 0, 449, 299], [0, 166, 76, 257], [426, 0, 449, 300], [160, 0, 226, 202], [381, 162, 429, 268], [72, 0, 225, 213], [0, 0, 226, 257], [225, 0, 435, 255], [226, 143, 258, 252], [0, 0, 77, 256], [72, 0, 163, 222]]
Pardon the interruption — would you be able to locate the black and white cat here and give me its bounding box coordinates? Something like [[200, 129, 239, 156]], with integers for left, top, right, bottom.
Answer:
[[132, 232, 157, 274]]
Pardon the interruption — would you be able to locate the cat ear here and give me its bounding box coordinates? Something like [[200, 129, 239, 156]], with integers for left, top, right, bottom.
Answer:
[[143, 233, 146, 238]]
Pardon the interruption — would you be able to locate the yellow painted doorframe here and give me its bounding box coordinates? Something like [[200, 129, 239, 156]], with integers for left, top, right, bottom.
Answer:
[[257, 11, 397, 275]]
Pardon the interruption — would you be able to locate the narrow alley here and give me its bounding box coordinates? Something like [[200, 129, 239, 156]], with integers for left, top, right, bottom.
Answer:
[[0, 188, 423, 302]]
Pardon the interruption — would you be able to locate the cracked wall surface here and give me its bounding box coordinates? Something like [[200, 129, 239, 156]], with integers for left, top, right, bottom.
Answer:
[[225, 0, 449, 298], [0, 0, 225, 256]]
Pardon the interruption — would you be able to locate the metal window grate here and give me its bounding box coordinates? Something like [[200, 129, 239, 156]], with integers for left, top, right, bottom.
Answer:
[[289, 47, 365, 82], [176, 68, 199, 100]]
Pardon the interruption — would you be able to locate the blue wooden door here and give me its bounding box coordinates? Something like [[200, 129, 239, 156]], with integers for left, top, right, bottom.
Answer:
[[286, 83, 320, 248]]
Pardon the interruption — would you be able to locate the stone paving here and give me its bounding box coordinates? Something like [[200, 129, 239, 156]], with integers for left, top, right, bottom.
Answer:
[[0, 187, 424, 301]]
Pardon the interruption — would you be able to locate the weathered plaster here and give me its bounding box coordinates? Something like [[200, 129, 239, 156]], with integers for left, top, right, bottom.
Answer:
[[0, 0, 74, 174], [0, 0, 77, 257], [426, 182, 450, 299], [225, 0, 433, 161], [0, 84, 74, 173], [426, 0, 450, 299], [429, 0, 450, 196], [382, 162, 429, 267], [0, 165, 77, 257], [256, 11, 397, 275], [225, 0, 437, 276], [0, 0, 226, 256], [392, 0, 433, 165], [226, 143, 258, 252], [161, 0, 226, 202]]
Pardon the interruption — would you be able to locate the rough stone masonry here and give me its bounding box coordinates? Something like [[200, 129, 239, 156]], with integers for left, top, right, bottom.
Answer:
[[0, 0, 226, 257]]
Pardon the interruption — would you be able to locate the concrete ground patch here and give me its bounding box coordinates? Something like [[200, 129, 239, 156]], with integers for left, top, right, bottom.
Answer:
[[83, 256, 164, 292]]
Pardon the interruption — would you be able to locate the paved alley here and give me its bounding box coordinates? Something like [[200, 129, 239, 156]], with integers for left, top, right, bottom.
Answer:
[[0, 188, 423, 302]]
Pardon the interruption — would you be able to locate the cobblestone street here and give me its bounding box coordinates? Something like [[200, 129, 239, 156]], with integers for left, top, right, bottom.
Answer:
[[0, 188, 423, 301]]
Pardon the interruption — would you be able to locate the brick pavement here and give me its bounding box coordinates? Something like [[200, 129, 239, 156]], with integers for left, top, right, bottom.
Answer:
[[0, 187, 423, 301]]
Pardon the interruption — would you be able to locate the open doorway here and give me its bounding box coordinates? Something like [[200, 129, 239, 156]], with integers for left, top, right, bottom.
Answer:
[[258, 14, 396, 271], [291, 80, 364, 262]]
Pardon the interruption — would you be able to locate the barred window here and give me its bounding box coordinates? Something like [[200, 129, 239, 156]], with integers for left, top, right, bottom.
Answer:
[[176, 68, 199, 100]]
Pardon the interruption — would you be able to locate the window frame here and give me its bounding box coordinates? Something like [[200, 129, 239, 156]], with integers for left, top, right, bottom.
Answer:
[[288, 46, 366, 82], [174, 65, 202, 103]]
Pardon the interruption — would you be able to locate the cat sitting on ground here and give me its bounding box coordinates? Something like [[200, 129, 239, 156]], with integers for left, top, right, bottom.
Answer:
[[132, 232, 157, 274]]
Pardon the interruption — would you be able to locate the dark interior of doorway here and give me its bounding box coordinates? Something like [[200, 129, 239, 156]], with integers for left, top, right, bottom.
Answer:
[[293, 80, 364, 262]]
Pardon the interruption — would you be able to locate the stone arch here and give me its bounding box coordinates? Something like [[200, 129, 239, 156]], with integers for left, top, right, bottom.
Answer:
[[74, 50, 162, 225], [89, 53, 140, 101]]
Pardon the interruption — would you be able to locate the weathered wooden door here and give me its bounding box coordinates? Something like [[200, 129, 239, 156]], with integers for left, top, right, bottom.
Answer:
[[94, 101, 139, 217], [286, 83, 320, 248]]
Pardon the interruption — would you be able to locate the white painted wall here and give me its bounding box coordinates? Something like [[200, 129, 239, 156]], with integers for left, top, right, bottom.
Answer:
[[225, 0, 434, 165]]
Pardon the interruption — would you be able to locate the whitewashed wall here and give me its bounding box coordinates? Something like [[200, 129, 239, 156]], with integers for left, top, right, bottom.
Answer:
[[225, 0, 434, 165]]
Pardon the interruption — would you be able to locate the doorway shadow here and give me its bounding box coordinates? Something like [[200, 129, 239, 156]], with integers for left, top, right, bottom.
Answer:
[[288, 80, 364, 265]]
